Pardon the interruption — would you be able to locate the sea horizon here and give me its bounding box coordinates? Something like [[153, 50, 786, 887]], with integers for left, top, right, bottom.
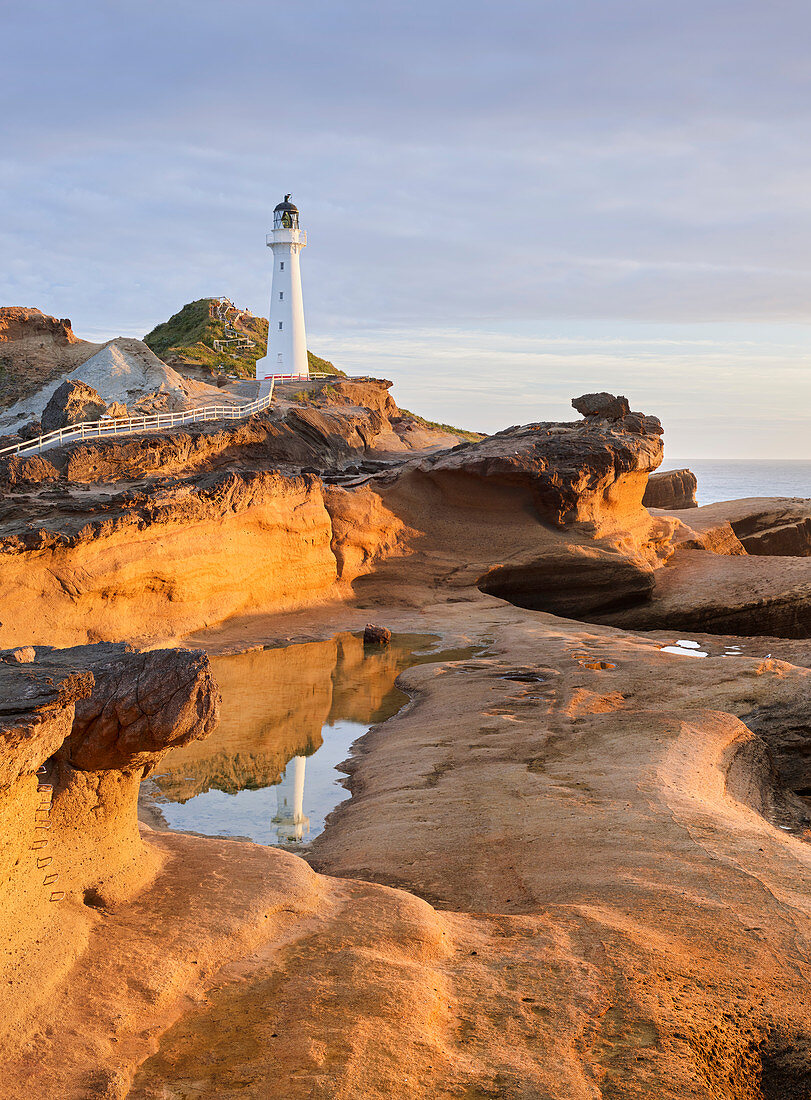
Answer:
[[661, 458, 811, 506]]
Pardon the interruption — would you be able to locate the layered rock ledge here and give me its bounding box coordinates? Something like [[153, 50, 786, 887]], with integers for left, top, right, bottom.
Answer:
[[0, 642, 219, 1051], [0, 392, 673, 646]]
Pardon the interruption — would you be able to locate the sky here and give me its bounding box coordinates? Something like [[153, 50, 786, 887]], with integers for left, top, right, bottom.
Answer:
[[3, 0, 811, 458]]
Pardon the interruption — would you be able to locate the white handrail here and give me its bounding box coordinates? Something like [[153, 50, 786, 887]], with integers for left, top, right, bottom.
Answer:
[[0, 380, 275, 459], [260, 372, 335, 383]]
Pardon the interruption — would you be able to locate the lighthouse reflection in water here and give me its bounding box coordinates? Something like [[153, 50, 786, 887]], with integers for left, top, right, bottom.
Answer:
[[147, 632, 484, 847], [273, 754, 310, 844]]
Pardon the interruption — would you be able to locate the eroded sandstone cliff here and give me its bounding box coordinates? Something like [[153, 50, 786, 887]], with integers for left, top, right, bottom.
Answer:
[[0, 392, 674, 647], [0, 643, 218, 1053], [0, 307, 102, 409]]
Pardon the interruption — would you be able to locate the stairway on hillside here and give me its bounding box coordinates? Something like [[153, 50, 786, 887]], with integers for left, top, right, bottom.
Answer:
[[209, 297, 257, 356]]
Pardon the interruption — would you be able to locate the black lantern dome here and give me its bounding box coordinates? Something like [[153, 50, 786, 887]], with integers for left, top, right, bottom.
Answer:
[[273, 194, 299, 229]]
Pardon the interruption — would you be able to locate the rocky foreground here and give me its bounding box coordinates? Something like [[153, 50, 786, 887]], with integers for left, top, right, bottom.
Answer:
[[1, 379, 811, 1098]]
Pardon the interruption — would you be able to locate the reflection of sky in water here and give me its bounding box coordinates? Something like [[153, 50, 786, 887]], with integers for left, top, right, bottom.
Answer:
[[157, 720, 367, 845], [150, 632, 486, 848]]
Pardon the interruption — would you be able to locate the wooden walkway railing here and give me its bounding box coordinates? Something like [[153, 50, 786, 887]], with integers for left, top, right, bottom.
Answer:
[[0, 381, 275, 458]]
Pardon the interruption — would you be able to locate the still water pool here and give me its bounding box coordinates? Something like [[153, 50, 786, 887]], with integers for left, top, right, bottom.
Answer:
[[146, 632, 482, 846]]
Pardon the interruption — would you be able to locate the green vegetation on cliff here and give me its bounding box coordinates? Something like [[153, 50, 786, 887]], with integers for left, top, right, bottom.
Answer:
[[143, 299, 341, 379], [397, 409, 485, 442]]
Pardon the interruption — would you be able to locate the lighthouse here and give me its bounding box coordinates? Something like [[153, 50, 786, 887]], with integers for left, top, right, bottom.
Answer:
[[254, 194, 309, 380]]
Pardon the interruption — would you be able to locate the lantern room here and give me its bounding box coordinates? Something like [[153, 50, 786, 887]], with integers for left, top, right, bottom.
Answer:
[[273, 195, 299, 230]]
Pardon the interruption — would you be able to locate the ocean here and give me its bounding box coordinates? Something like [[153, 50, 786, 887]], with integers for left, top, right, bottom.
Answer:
[[662, 460, 811, 507]]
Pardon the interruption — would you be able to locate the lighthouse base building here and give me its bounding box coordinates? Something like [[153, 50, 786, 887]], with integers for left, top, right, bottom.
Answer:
[[255, 194, 309, 380]]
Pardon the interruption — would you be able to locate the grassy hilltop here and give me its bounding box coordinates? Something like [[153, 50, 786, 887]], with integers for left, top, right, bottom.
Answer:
[[143, 299, 337, 379]]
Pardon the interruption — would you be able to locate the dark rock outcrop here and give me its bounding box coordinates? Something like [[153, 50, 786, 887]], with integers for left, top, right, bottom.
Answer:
[[0, 453, 59, 485], [643, 468, 698, 509], [17, 420, 42, 441], [41, 379, 107, 433], [572, 392, 630, 419]]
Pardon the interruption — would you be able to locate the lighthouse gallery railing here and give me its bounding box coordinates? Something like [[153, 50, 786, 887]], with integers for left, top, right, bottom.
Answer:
[[0, 381, 277, 458]]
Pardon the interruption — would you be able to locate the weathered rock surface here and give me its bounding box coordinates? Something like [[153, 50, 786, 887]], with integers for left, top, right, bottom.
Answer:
[[0, 307, 79, 347], [5, 604, 811, 1099], [3, 375, 811, 1097], [585, 497, 811, 638], [644, 466, 698, 509], [0, 640, 219, 1068], [597, 548, 811, 637], [0, 307, 101, 409], [0, 379, 460, 488], [35, 642, 220, 771], [17, 419, 41, 441], [712, 497, 811, 556], [41, 378, 107, 432], [572, 390, 631, 419], [0, 452, 59, 485], [0, 661, 92, 789], [0, 400, 674, 646], [666, 497, 811, 556]]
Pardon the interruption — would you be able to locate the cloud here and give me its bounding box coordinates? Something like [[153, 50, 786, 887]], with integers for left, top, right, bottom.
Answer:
[[3, 0, 811, 456]]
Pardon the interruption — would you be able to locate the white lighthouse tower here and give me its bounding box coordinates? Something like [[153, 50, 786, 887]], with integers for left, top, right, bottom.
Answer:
[[255, 195, 309, 380]]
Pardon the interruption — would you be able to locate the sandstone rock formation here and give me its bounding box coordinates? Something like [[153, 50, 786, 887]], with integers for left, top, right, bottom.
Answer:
[[593, 497, 811, 637], [5, 604, 811, 1099], [0, 306, 102, 409], [644, 466, 698, 509], [3, 378, 811, 1098], [0, 641, 218, 1074], [41, 378, 107, 432], [0, 307, 79, 347], [0, 378, 461, 489], [0, 396, 674, 646], [572, 390, 631, 418], [700, 497, 811, 556]]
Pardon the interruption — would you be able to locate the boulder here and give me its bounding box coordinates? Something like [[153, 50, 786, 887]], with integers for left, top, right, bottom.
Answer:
[[572, 392, 630, 420], [18, 420, 42, 441], [41, 380, 107, 433], [643, 468, 698, 509], [0, 453, 60, 485], [1, 647, 36, 664], [104, 401, 128, 419], [364, 624, 392, 646], [132, 389, 171, 414]]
